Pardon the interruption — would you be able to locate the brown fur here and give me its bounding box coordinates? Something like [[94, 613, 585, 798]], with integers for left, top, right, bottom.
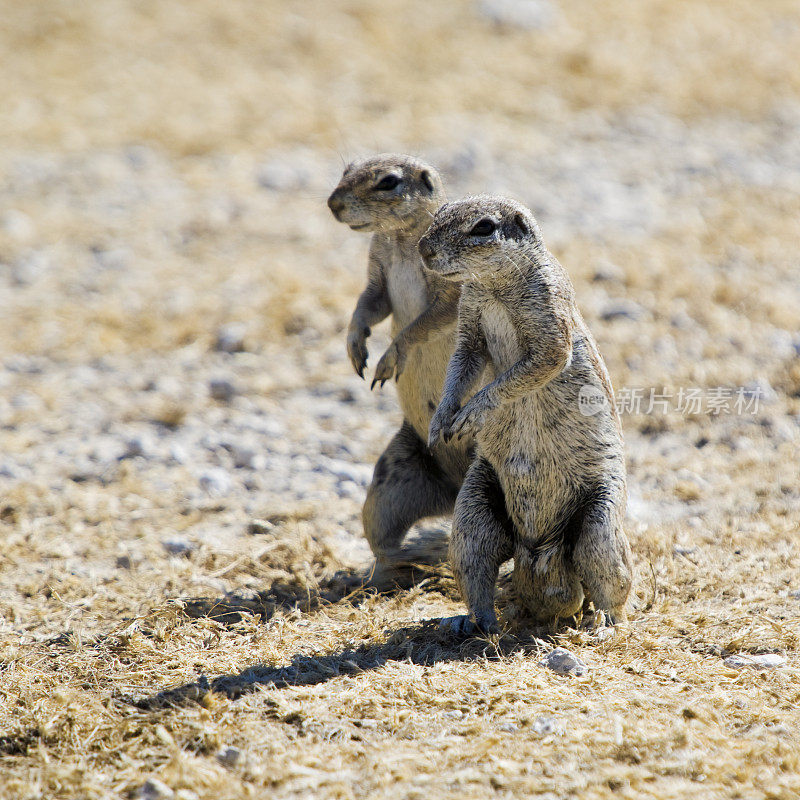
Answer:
[[328, 155, 478, 571], [422, 196, 633, 633]]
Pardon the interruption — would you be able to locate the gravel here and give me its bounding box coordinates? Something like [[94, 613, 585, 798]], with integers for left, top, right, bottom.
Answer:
[[209, 378, 238, 402], [723, 653, 787, 670], [216, 745, 242, 767], [540, 647, 588, 676], [530, 715, 563, 736], [137, 779, 174, 800]]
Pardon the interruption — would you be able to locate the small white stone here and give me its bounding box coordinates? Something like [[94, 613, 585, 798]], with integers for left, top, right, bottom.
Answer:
[[724, 653, 786, 670], [317, 456, 373, 486], [199, 468, 232, 496], [230, 444, 257, 469], [540, 647, 588, 676], [0, 462, 20, 479], [497, 722, 519, 733], [247, 519, 276, 535], [478, 0, 555, 30], [531, 715, 562, 736], [214, 324, 247, 353], [169, 443, 189, 464], [594, 626, 616, 643]]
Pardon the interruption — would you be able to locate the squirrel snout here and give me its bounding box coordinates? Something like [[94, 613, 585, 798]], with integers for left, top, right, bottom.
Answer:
[[327, 194, 345, 216]]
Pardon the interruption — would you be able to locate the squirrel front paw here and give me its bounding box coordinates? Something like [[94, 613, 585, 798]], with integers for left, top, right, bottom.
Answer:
[[447, 396, 493, 442], [427, 402, 457, 449], [346, 326, 370, 379], [371, 340, 407, 389]]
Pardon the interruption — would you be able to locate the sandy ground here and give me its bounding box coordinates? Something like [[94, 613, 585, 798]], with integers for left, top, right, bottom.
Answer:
[[1, 1, 799, 798]]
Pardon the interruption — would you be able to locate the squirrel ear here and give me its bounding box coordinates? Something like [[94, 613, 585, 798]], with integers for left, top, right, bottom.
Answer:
[[514, 214, 530, 236], [420, 170, 435, 192]]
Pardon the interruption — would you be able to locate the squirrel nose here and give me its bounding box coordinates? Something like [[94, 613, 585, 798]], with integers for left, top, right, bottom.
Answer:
[[418, 236, 435, 262], [327, 194, 345, 216]]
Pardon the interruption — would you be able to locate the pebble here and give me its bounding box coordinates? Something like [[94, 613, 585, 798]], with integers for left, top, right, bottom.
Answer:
[[120, 434, 154, 460], [209, 378, 237, 402], [214, 324, 247, 353], [497, 722, 519, 733], [0, 462, 21, 479], [599, 299, 646, 321], [229, 444, 258, 469], [592, 261, 624, 283], [594, 626, 616, 643], [247, 519, 276, 535], [540, 647, 588, 676], [169, 443, 189, 464], [162, 538, 196, 557], [531, 715, 562, 736], [92, 246, 130, 271], [723, 653, 786, 670], [478, 0, 555, 30], [216, 745, 241, 767], [137, 779, 174, 800], [199, 468, 233, 497], [316, 456, 373, 487]]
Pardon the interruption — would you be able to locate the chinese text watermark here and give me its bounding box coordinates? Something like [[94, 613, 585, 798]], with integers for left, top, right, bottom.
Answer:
[[578, 385, 764, 417]]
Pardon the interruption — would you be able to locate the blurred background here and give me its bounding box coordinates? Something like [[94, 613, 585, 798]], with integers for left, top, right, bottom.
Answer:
[[2, 0, 799, 359]]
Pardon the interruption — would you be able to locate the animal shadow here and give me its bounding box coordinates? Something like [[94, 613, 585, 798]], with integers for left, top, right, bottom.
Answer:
[[132, 619, 549, 711], [181, 531, 454, 626]]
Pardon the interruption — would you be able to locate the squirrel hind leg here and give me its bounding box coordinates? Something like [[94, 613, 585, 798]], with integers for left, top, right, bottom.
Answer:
[[449, 457, 514, 632], [363, 420, 457, 564], [571, 500, 633, 623]]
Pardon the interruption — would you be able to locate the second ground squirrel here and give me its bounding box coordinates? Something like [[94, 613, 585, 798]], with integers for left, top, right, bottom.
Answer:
[[328, 155, 481, 571]]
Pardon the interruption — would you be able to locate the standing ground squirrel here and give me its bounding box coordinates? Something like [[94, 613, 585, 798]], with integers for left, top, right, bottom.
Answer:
[[327, 155, 478, 570], [422, 196, 633, 634]]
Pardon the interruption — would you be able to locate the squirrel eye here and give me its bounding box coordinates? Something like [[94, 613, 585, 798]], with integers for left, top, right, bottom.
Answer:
[[469, 219, 496, 237], [373, 174, 401, 191]]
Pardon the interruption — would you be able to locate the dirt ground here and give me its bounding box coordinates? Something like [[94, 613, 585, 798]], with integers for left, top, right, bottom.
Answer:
[[1, 2, 799, 798]]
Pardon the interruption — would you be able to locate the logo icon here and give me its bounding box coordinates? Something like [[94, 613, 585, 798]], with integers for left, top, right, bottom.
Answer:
[[578, 384, 608, 416]]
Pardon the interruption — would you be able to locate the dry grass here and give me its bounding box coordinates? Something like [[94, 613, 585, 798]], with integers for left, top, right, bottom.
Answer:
[[1, 1, 800, 798]]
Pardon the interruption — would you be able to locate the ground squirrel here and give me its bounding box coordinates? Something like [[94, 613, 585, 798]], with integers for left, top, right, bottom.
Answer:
[[327, 155, 476, 568], [422, 196, 633, 634]]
